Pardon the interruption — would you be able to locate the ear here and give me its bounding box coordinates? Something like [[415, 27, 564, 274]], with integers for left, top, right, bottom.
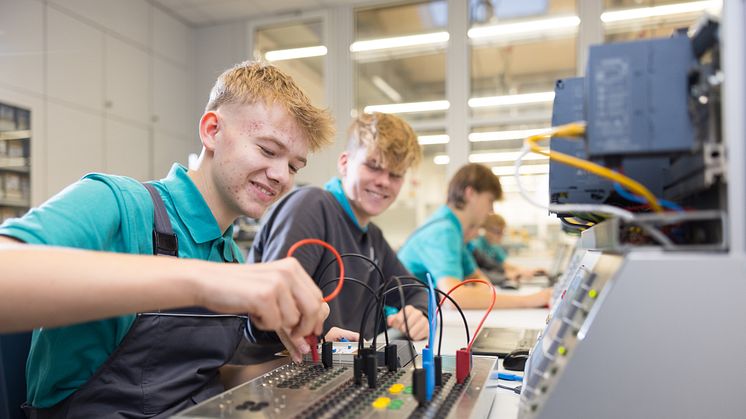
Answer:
[[463, 185, 475, 203], [199, 111, 220, 152], [337, 151, 350, 177]]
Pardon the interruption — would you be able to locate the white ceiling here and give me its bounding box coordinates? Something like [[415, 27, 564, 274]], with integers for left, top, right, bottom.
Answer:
[[150, 0, 362, 26]]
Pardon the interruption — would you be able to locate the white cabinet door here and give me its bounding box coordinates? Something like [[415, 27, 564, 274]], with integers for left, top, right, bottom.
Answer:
[[46, 6, 104, 111], [0, 0, 44, 95], [105, 35, 149, 124], [105, 118, 151, 181], [46, 102, 104, 196], [152, 130, 198, 178], [152, 7, 190, 66], [152, 57, 193, 137], [48, 0, 150, 48]]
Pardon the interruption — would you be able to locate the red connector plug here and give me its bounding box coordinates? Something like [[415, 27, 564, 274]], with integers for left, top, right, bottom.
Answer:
[[306, 335, 319, 362], [456, 348, 472, 384]]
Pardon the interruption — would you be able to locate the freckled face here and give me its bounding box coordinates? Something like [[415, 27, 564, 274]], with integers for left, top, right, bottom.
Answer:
[[339, 148, 406, 226], [210, 102, 308, 219]]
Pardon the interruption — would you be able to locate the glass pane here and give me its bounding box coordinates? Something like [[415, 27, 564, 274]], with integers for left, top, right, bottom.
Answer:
[[602, 0, 722, 43], [253, 19, 326, 107], [354, 1, 447, 124]]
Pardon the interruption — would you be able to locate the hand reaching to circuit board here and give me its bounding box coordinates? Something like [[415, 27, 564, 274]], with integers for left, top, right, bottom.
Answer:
[[325, 327, 360, 342], [387, 305, 429, 341]]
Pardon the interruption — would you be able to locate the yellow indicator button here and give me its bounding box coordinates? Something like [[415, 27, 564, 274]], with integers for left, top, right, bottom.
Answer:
[[389, 384, 405, 394], [588, 289, 598, 299], [372, 397, 391, 409], [558, 346, 567, 356]]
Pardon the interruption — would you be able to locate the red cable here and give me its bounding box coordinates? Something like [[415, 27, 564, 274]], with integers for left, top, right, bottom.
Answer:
[[287, 238, 345, 363], [436, 278, 496, 351], [286, 238, 345, 303]]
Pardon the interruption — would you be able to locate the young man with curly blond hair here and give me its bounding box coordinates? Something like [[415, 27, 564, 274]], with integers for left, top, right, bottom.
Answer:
[[251, 112, 431, 341], [0, 61, 334, 418]]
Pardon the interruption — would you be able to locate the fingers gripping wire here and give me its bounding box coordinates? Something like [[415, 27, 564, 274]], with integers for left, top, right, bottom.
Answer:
[[287, 239, 345, 362]]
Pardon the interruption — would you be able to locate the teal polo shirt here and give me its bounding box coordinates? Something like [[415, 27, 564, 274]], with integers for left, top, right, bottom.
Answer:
[[0, 164, 242, 408], [398, 205, 477, 285], [323, 177, 367, 231], [469, 235, 508, 263]]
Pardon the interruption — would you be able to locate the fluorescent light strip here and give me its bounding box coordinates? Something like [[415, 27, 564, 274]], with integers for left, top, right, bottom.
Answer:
[[364, 100, 450, 114], [350, 31, 449, 53], [371, 76, 402, 102], [601, 0, 721, 23], [470, 152, 548, 164], [469, 128, 550, 143], [265, 45, 327, 62], [468, 91, 555, 108], [468, 15, 580, 39], [492, 164, 549, 176], [418, 134, 449, 145], [433, 152, 549, 165]]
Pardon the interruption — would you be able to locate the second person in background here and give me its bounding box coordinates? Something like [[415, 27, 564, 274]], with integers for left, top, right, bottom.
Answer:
[[250, 112, 430, 341], [398, 163, 552, 310]]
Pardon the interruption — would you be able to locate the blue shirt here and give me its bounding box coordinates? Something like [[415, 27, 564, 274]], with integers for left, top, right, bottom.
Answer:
[[469, 235, 508, 263], [398, 205, 477, 285], [323, 177, 367, 231], [0, 164, 242, 408]]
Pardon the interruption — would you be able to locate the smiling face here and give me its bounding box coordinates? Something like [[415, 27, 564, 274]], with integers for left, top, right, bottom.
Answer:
[[339, 147, 406, 226], [203, 101, 309, 220]]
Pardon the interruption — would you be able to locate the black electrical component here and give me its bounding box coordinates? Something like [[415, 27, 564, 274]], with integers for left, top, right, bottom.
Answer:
[[365, 353, 378, 388], [434, 355, 443, 386], [353, 355, 363, 385], [321, 341, 333, 369], [385, 344, 398, 371], [412, 368, 427, 405]]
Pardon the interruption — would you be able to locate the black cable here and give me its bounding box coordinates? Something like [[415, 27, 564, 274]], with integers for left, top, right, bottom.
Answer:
[[378, 281, 470, 357], [393, 277, 416, 365], [318, 276, 382, 343], [488, 384, 522, 394]]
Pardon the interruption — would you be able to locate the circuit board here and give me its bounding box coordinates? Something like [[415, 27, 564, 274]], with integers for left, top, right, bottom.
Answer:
[[173, 355, 497, 418]]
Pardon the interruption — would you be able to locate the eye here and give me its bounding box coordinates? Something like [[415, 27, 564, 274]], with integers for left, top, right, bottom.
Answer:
[[259, 145, 276, 157], [289, 164, 299, 175], [390, 172, 403, 180], [364, 162, 382, 172]]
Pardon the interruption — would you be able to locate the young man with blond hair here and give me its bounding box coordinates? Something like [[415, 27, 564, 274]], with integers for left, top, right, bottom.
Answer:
[[251, 112, 431, 341], [398, 163, 551, 310], [0, 61, 334, 418]]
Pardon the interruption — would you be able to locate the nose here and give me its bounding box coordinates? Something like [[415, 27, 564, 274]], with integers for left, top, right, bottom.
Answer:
[[266, 159, 291, 188]]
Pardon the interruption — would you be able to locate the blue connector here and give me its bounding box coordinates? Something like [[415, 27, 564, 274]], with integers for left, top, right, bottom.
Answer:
[[491, 372, 524, 381], [423, 273, 437, 401]]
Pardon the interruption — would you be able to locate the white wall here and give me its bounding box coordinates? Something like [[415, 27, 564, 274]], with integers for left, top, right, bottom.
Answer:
[[0, 0, 198, 204]]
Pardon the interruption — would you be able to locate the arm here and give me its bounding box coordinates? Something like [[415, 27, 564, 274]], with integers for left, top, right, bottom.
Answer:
[[0, 239, 327, 358], [439, 271, 551, 309]]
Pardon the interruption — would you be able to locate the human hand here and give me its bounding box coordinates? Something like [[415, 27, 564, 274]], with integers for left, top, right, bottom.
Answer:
[[196, 257, 327, 339], [386, 305, 430, 341], [325, 327, 360, 342]]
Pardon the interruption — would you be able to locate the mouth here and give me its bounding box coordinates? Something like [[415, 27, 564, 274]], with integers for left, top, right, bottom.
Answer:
[[249, 181, 278, 202], [365, 189, 389, 201]]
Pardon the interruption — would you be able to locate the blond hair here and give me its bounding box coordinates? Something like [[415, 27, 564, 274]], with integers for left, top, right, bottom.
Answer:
[[346, 112, 421, 174], [206, 61, 334, 152], [483, 213, 506, 230]]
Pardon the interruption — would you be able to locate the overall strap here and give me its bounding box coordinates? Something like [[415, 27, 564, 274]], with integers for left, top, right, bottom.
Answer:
[[142, 182, 178, 257]]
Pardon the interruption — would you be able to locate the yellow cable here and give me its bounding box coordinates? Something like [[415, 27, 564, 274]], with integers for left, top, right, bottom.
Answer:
[[527, 122, 663, 212]]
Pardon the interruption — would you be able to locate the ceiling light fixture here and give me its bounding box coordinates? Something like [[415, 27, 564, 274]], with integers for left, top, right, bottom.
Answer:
[[468, 15, 580, 39], [264, 45, 327, 61], [469, 128, 550, 142], [364, 100, 450, 114], [350, 31, 449, 53], [433, 151, 548, 165], [601, 0, 721, 23], [418, 134, 450, 145], [469, 91, 555, 108], [371, 76, 403, 103]]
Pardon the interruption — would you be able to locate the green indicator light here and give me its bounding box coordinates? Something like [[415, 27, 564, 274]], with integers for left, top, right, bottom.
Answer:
[[588, 289, 598, 299], [558, 346, 567, 356]]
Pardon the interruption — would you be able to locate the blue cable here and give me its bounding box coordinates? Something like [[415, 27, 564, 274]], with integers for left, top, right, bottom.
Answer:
[[492, 372, 524, 381], [423, 273, 437, 401], [613, 182, 683, 212]]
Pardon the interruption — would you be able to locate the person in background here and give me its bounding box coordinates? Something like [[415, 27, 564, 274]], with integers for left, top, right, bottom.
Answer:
[[0, 61, 334, 418], [470, 213, 546, 283], [398, 163, 551, 310], [250, 112, 430, 341]]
